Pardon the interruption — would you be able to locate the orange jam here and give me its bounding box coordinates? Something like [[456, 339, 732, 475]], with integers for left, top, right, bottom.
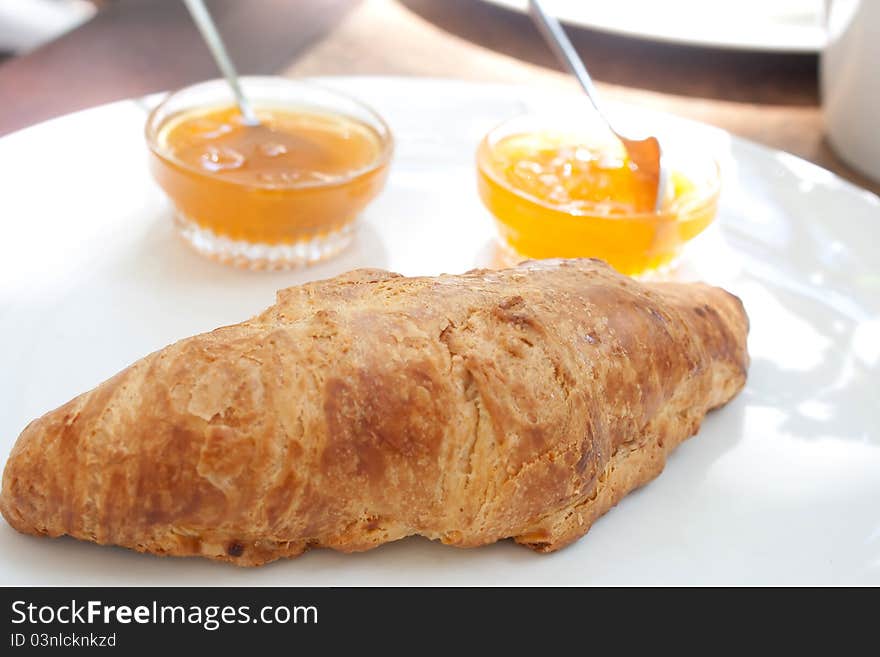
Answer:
[[477, 130, 719, 276], [149, 105, 390, 245]]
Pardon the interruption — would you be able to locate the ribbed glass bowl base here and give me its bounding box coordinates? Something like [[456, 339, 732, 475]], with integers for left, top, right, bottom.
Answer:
[[173, 213, 356, 271]]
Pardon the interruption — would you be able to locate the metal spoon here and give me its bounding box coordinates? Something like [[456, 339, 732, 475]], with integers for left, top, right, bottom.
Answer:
[[527, 0, 668, 212], [182, 0, 260, 126]]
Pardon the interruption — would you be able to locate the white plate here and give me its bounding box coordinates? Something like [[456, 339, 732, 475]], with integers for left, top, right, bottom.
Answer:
[[1, 77, 878, 585], [481, 0, 826, 53]]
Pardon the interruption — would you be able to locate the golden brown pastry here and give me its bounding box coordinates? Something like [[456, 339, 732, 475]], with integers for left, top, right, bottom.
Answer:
[[0, 259, 748, 566]]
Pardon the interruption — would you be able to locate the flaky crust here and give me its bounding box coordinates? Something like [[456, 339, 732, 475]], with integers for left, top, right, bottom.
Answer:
[[1, 259, 748, 565]]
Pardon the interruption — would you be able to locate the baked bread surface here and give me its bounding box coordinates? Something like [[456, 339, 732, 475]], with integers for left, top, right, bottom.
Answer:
[[0, 259, 749, 565]]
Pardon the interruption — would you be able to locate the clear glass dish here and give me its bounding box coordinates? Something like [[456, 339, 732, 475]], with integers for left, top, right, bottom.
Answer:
[[146, 77, 393, 270], [476, 113, 721, 277]]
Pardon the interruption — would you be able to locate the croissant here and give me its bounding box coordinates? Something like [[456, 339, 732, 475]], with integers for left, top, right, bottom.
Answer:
[[1, 259, 748, 566]]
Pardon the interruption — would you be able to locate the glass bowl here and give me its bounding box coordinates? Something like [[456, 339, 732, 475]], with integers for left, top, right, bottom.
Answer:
[[146, 77, 393, 270], [476, 113, 721, 277]]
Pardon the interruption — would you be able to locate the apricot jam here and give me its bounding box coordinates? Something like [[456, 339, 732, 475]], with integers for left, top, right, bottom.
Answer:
[[477, 128, 719, 276], [148, 95, 391, 268]]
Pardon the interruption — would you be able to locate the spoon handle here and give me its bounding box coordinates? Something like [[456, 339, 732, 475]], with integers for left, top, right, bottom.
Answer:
[[528, 0, 667, 212], [527, 0, 604, 117], [182, 0, 260, 126]]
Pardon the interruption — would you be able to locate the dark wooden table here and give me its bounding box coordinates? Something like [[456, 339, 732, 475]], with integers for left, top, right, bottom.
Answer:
[[2, 0, 877, 194], [0, 0, 359, 133]]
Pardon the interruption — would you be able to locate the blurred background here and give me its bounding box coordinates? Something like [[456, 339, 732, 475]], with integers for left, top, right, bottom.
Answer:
[[0, 0, 875, 193]]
